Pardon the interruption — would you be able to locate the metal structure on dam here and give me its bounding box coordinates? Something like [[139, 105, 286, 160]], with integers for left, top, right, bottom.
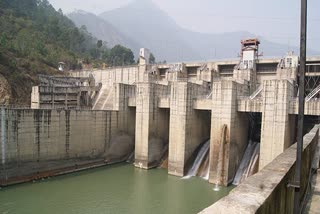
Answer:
[[27, 39, 320, 187]]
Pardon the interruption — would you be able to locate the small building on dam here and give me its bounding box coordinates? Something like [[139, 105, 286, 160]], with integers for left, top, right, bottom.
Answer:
[[1, 39, 320, 213]]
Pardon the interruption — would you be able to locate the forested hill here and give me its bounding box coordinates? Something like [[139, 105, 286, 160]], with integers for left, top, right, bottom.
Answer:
[[0, 0, 135, 105], [0, 0, 94, 104]]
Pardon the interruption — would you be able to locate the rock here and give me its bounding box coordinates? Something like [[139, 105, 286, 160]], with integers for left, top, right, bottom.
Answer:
[[0, 74, 11, 105]]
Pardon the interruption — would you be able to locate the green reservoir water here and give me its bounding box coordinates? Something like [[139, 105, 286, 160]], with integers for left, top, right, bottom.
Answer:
[[0, 164, 232, 214]]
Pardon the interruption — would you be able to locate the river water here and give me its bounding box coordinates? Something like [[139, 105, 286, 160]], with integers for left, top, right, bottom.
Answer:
[[0, 164, 232, 214]]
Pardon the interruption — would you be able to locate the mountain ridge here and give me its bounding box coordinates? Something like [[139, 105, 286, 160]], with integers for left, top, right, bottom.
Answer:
[[69, 10, 141, 53], [71, 0, 319, 62]]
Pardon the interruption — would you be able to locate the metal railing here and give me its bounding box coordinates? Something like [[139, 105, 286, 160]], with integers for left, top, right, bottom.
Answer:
[[306, 84, 320, 102], [250, 85, 263, 100]]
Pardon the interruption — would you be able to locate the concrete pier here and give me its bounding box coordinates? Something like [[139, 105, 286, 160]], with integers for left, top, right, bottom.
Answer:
[[135, 83, 170, 169], [260, 80, 296, 169], [168, 82, 210, 176], [209, 81, 249, 185]]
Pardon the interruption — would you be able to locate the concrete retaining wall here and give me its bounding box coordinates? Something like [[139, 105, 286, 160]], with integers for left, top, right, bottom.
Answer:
[[0, 108, 135, 185], [200, 125, 319, 214]]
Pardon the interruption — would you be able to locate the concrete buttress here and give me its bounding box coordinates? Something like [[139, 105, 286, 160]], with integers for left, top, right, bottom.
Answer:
[[260, 79, 296, 169], [134, 83, 170, 169], [209, 81, 249, 185], [168, 82, 210, 176]]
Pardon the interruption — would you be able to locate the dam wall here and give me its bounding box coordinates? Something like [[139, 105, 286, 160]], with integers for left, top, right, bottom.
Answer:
[[200, 125, 319, 214], [30, 46, 320, 188], [0, 108, 135, 186]]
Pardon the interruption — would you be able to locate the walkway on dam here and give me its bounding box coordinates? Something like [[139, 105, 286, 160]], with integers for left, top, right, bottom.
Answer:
[[306, 170, 320, 214]]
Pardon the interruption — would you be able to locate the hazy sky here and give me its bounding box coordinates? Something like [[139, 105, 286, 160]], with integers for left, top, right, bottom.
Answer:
[[49, 0, 320, 49]]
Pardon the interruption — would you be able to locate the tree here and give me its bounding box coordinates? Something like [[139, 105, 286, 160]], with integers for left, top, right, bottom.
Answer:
[[80, 25, 88, 32], [107, 45, 135, 66], [97, 40, 103, 49], [58, 8, 63, 15], [149, 53, 156, 64], [96, 40, 103, 59], [1, 0, 38, 17]]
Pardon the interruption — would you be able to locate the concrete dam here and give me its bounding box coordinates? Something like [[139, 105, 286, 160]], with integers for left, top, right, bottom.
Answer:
[[1, 39, 320, 213]]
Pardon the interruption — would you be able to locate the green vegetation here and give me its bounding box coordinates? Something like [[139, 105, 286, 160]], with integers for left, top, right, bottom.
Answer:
[[136, 52, 157, 65], [103, 45, 135, 66], [149, 53, 156, 64], [0, 0, 136, 104]]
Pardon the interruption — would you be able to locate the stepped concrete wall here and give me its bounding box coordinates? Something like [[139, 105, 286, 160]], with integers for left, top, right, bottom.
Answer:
[[70, 66, 141, 87]]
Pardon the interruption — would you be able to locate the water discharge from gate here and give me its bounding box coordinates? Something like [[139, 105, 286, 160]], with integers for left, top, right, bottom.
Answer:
[[184, 140, 210, 180], [233, 141, 260, 185]]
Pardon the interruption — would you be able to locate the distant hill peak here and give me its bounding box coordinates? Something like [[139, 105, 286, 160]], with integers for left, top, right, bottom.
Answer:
[[100, 0, 163, 15], [96, 0, 319, 61], [139, 0, 158, 6], [72, 9, 90, 15], [128, 0, 157, 7]]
